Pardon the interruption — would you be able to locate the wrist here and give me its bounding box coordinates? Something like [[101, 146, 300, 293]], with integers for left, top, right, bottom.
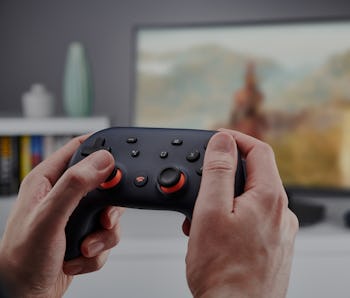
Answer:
[[0, 265, 58, 298], [189, 272, 270, 298], [194, 283, 264, 298]]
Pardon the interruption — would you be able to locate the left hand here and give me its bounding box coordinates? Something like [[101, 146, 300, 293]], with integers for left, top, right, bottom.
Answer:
[[0, 135, 124, 298]]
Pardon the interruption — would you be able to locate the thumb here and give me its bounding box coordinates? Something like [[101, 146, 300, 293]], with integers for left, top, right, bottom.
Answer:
[[44, 150, 115, 225], [193, 132, 237, 218]]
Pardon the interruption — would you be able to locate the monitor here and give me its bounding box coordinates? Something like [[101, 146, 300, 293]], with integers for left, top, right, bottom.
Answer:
[[132, 18, 350, 196]]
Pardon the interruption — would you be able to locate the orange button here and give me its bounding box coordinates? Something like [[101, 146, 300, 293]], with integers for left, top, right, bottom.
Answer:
[[160, 172, 186, 194], [100, 169, 122, 189]]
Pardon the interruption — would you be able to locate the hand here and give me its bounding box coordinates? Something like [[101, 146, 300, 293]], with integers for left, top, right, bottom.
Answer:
[[0, 136, 124, 298], [184, 130, 298, 298]]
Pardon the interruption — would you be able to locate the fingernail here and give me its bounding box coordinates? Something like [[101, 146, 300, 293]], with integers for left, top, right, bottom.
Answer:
[[211, 132, 235, 153], [65, 264, 83, 275], [88, 241, 105, 256], [91, 150, 113, 170]]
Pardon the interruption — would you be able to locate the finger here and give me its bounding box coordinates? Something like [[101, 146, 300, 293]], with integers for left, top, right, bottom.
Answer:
[[29, 134, 91, 185], [63, 250, 110, 275], [219, 129, 289, 213], [80, 223, 121, 258], [43, 150, 115, 224], [219, 128, 282, 192], [100, 206, 124, 230], [79, 206, 123, 258], [182, 218, 191, 236], [194, 132, 237, 216]]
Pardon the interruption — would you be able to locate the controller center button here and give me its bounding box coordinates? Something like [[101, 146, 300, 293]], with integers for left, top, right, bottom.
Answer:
[[127, 137, 138, 144], [100, 168, 122, 189], [186, 150, 200, 162], [134, 174, 148, 187], [158, 167, 186, 194]]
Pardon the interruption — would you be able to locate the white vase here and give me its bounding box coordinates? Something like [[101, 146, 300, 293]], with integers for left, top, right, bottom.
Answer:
[[22, 84, 55, 118]]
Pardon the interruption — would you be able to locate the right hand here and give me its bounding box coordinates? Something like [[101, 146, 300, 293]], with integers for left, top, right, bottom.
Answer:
[[184, 130, 299, 298]]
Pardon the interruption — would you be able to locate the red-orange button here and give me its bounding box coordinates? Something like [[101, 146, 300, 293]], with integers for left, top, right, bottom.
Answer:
[[160, 172, 186, 194], [100, 169, 122, 189], [134, 175, 148, 187]]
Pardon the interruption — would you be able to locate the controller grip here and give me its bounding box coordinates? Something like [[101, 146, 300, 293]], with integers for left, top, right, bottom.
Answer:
[[64, 195, 106, 261]]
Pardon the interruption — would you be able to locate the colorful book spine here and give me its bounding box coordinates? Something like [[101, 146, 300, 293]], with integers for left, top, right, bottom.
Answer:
[[19, 136, 32, 182], [31, 136, 43, 169], [0, 136, 19, 195], [0, 135, 74, 196]]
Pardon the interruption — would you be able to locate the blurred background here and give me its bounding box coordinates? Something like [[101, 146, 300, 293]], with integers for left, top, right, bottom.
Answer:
[[1, 0, 349, 123], [2, 0, 350, 297]]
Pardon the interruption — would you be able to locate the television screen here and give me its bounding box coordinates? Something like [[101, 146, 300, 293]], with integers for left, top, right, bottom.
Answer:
[[133, 19, 350, 193]]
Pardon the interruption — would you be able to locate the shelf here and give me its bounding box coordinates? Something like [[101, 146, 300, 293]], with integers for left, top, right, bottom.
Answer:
[[0, 116, 110, 135]]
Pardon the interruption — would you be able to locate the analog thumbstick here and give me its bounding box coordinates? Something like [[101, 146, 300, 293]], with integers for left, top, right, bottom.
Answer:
[[100, 167, 122, 189], [158, 167, 186, 194]]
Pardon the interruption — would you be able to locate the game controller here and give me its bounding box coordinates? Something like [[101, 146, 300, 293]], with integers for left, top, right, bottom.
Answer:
[[64, 127, 246, 260]]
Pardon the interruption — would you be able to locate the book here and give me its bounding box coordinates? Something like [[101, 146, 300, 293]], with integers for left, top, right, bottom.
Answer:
[[0, 136, 19, 195], [31, 135, 43, 169], [19, 136, 32, 182], [0, 135, 75, 195]]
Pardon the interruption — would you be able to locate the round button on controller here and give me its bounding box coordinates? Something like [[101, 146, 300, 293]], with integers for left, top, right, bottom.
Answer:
[[100, 167, 123, 189], [134, 174, 148, 187], [158, 167, 186, 194]]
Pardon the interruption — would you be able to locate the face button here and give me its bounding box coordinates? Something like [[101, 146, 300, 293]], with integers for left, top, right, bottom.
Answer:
[[158, 167, 186, 194], [171, 138, 183, 146], [100, 168, 123, 189], [186, 150, 200, 162], [127, 137, 138, 144], [160, 151, 168, 159], [134, 175, 148, 187], [196, 167, 203, 176], [131, 150, 140, 157]]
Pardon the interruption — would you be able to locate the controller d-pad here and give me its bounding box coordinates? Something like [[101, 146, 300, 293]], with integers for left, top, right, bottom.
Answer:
[[81, 137, 112, 156]]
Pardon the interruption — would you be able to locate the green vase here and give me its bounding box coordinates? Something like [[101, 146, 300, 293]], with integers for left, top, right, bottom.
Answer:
[[63, 42, 93, 117]]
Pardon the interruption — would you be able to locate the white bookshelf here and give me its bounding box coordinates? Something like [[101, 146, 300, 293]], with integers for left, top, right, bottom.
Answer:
[[0, 116, 110, 135]]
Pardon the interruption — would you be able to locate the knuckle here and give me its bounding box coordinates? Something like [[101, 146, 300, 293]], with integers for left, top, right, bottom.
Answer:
[[193, 204, 227, 228], [64, 168, 88, 192], [289, 211, 300, 232], [254, 183, 280, 202], [90, 256, 105, 271], [70, 135, 86, 147], [257, 141, 275, 158], [108, 226, 121, 247], [203, 159, 235, 175], [20, 173, 33, 189], [19, 171, 42, 193]]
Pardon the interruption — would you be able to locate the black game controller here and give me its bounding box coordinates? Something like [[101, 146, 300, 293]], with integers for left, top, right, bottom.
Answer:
[[64, 127, 246, 260]]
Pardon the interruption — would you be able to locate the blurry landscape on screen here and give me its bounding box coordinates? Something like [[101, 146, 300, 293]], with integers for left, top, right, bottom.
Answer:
[[135, 21, 350, 188]]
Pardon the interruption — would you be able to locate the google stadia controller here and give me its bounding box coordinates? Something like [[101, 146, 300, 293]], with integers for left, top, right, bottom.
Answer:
[[64, 127, 246, 260]]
